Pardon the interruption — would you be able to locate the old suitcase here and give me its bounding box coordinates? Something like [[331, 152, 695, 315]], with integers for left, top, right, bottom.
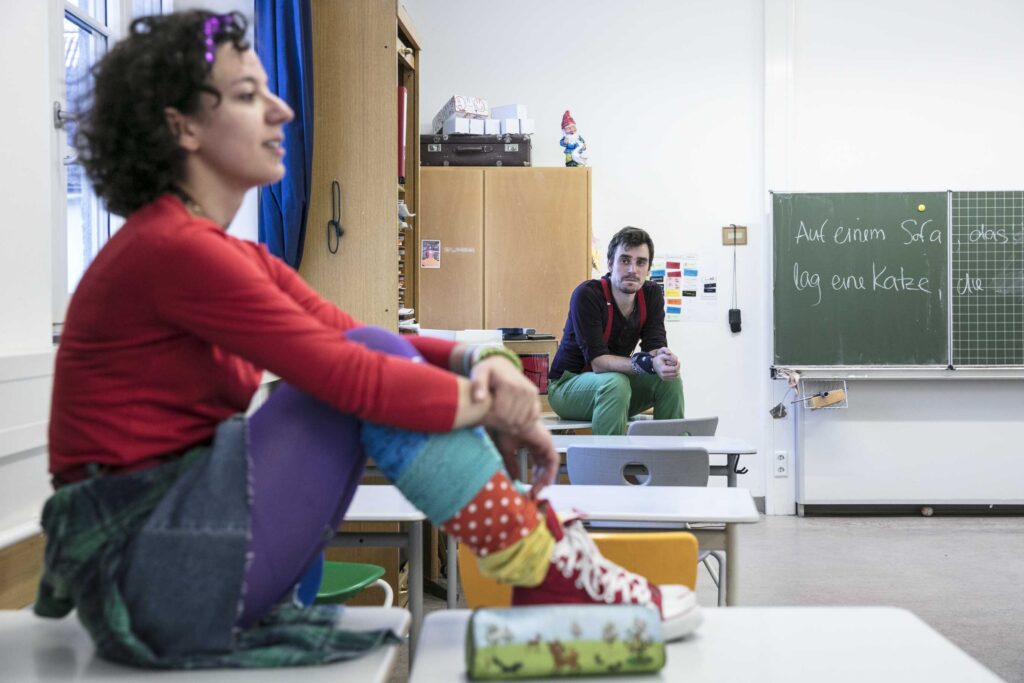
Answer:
[[420, 133, 531, 167]]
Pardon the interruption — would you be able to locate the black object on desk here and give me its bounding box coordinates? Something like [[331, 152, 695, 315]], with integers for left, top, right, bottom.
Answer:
[[498, 327, 535, 341]]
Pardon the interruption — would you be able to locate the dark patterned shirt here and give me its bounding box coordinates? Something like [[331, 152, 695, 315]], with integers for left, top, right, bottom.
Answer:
[[549, 279, 667, 380]]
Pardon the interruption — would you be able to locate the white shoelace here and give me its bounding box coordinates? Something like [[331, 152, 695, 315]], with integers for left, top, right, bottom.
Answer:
[[554, 522, 653, 604]]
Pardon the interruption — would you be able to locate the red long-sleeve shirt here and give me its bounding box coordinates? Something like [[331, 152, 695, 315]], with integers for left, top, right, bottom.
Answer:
[[49, 194, 459, 478]]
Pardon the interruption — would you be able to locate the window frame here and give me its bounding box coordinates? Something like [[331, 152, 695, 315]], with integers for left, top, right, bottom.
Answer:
[[51, 0, 170, 338]]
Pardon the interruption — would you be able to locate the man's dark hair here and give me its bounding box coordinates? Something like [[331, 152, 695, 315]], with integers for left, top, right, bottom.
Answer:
[[606, 226, 655, 266], [74, 11, 249, 217]]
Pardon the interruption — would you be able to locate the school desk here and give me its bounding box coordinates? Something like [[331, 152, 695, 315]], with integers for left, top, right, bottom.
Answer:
[[410, 607, 999, 682], [0, 607, 410, 682]]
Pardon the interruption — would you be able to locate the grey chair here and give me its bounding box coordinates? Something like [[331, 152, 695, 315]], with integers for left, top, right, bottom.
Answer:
[[566, 443, 727, 606], [566, 446, 710, 488], [626, 416, 719, 437]]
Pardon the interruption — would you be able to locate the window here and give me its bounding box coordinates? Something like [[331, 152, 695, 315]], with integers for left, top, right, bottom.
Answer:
[[54, 0, 168, 332], [62, 8, 110, 298]]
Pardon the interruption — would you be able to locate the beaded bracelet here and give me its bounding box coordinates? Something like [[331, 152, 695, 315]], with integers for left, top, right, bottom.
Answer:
[[630, 351, 656, 375], [461, 345, 523, 376]]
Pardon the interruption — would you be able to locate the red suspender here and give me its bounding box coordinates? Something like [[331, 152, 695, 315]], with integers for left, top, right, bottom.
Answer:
[[639, 283, 647, 329], [582, 278, 647, 373], [599, 277, 614, 341], [599, 276, 646, 343]]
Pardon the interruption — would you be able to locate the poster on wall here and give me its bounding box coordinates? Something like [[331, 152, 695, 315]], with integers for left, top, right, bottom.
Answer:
[[421, 239, 441, 268], [651, 254, 717, 322]]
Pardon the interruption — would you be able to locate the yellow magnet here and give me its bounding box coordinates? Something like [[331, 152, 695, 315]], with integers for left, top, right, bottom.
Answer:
[[917, 204, 926, 212]]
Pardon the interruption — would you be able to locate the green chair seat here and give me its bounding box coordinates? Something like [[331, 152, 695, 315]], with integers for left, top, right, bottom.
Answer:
[[315, 561, 387, 605]]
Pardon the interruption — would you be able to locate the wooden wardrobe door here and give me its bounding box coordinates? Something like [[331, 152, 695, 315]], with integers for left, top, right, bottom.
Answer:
[[484, 168, 591, 340], [301, 0, 397, 329], [418, 168, 485, 330]]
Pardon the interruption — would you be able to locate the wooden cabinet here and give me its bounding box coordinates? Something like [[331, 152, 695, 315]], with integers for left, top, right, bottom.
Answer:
[[397, 10, 421, 324], [417, 169, 484, 329], [303, 0, 423, 604], [418, 167, 592, 340], [302, 0, 421, 330]]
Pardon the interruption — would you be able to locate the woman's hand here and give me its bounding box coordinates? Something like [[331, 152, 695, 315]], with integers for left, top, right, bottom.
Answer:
[[490, 421, 559, 499], [472, 356, 540, 434]]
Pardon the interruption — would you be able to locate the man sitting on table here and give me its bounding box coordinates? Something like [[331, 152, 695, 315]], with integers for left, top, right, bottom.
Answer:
[[547, 226, 683, 435]]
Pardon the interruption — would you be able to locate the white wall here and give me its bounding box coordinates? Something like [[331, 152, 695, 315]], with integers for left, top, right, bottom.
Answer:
[[0, 1, 59, 545], [404, 0, 771, 498], [1, 3, 55, 354], [405, 0, 1024, 511], [772, 0, 1024, 507]]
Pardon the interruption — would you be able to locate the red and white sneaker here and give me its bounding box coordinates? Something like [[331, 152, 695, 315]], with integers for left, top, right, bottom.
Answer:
[[511, 503, 702, 641]]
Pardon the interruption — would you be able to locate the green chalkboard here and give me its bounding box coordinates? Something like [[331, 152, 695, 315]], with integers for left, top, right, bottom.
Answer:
[[951, 191, 1024, 366], [773, 192, 948, 366]]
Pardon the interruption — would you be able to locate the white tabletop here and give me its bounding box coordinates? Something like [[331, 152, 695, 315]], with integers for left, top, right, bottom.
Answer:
[[411, 608, 1000, 682], [551, 434, 757, 455], [0, 607, 411, 682], [541, 484, 760, 524], [344, 484, 426, 522], [541, 416, 594, 431]]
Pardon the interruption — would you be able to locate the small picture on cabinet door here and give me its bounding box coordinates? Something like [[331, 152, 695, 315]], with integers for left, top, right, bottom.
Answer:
[[421, 239, 441, 269]]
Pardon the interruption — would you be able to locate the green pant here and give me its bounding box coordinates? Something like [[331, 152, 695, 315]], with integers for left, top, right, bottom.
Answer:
[[547, 370, 684, 435]]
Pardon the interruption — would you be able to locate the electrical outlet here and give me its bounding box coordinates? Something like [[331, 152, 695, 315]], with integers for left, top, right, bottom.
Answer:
[[774, 450, 789, 478]]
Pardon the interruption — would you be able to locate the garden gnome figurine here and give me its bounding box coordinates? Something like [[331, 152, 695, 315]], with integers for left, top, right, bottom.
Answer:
[[559, 110, 588, 167]]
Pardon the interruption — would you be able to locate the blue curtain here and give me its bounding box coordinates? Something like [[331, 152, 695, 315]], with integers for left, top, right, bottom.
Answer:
[[254, 0, 313, 269]]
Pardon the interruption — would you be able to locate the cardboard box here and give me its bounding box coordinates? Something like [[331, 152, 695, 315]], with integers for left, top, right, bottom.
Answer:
[[518, 118, 536, 135], [499, 118, 520, 135], [491, 103, 528, 119], [469, 118, 485, 134], [441, 115, 471, 135], [432, 95, 490, 133], [484, 118, 501, 135]]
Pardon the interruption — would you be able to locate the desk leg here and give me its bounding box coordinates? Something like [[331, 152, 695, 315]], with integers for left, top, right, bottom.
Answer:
[[727, 454, 738, 487], [409, 521, 423, 663], [447, 534, 458, 608], [725, 522, 738, 606]]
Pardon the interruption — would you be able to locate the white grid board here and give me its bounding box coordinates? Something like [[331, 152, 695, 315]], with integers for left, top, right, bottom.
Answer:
[[951, 191, 1024, 365]]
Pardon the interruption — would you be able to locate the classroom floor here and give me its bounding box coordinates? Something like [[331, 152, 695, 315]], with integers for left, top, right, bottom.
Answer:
[[391, 514, 1024, 682]]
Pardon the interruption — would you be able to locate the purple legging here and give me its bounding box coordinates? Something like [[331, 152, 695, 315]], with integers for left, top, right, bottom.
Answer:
[[238, 327, 422, 627]]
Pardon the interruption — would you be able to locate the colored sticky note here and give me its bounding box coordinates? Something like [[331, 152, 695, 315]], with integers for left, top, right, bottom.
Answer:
[[651, 269, 666, 278], [666, 290, 682, 297], [683, 268, 698, 277], [666, 261, 681, 268], [666, 306, 682, 314], [682, 290, 697, 297], [667, 298, 682, 305], [668, 270, 682, 277]]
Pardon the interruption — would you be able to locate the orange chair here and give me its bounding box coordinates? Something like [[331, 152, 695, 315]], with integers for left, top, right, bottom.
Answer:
[[456, 531, 700, 608]]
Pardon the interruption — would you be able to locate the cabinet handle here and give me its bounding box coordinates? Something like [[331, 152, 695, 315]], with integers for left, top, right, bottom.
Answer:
[[327, 179, 344, 254]]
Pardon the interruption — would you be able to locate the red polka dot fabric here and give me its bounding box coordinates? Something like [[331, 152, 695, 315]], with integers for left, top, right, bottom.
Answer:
[[441, 471, 541, 556]]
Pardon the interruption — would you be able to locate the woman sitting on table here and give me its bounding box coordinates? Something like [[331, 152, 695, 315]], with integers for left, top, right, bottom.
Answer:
[[37, 10, 701, 669]]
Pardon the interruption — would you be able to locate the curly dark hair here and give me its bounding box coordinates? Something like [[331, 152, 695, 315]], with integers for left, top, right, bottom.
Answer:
[[74, 11, 250, 217], [607, 226, 655, 265]]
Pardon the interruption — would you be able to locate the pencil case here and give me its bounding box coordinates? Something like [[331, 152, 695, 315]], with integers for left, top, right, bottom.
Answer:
[[465, 604, 666, 679]]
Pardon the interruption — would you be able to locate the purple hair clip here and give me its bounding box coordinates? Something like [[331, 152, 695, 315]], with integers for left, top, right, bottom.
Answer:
[[202, 14, 234, 64]]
